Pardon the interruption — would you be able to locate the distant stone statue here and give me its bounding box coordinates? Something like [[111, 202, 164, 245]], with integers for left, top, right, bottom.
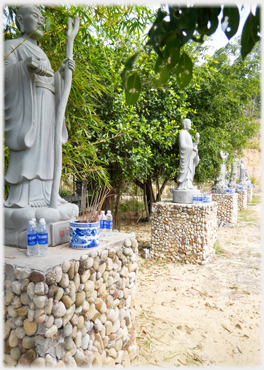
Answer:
[[212, 151, 229, 194], [228, 159, 238, 187], [239, 159, 246, 184], [177, 119, 200, 190], [4, 5, 79, 248], [4, 5, 75, 208], [239, 159, 251, 185]]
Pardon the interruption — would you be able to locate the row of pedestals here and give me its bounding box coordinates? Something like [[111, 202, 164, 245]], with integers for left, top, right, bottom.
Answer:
[[151, 186, 253, 264]]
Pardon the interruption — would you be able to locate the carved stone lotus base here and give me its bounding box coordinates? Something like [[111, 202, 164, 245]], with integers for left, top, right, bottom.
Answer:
[[173, 189, 201, 204], [4, 203, 79, 248]]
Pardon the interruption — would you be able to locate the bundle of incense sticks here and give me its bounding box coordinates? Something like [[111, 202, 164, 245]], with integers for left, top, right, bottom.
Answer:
[[78, 186, 112, 223]]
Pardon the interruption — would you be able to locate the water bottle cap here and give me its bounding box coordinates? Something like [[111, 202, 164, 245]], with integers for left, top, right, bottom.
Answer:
[[40, 219, 46, 225], [29, 220, 34, 225], [32, 218, 36, 222], [107, 210, 111, 214], [101, 210, 105, 214]]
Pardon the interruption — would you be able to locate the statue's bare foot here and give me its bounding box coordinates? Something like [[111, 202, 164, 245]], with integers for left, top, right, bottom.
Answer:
[[29, 199, 48, 207]]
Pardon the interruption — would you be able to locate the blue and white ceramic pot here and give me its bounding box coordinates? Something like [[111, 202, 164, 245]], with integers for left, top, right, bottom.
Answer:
[[70, 220, 100, 249]]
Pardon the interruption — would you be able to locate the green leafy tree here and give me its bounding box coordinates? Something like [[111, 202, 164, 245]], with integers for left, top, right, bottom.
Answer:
[[184, 37, 260, 183], [122, 4, 261, 104], [89, 44, 194, 221]]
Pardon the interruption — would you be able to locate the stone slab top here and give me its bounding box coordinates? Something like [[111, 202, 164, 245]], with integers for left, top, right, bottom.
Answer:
[[4, 232, 135, 272], [154, 201, 217, 207]]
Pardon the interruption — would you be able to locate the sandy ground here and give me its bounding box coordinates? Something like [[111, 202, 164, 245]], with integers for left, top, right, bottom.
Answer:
[[120, 192, 262, 368]]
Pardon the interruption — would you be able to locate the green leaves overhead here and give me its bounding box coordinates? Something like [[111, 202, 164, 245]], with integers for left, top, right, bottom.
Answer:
[[241, 8, 260, 60], [125, 72, 141, 105], [176, 52, 193, 88], [122, 4, 261, 104], [222, 6, 240, 40]]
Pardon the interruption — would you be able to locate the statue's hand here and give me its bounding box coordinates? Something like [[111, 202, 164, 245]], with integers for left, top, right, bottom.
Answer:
[[59, 58, 75, 78], [24, 57, 54, 77]]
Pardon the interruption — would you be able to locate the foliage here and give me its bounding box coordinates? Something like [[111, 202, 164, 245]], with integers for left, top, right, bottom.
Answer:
[[89, 43, 194, 216], [183, 38, 260, 183], [122, 4, 261, 104]]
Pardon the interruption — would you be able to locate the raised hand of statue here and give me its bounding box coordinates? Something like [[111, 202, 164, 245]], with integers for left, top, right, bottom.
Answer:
[[59, 57, 75, 79], [24, 56, 54, 77]]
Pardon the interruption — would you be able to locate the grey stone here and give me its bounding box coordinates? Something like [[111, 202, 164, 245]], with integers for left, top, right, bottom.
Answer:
[[176, 119, 200, 191], [14, 267, 31, 280], [173, 189, 200, 204]]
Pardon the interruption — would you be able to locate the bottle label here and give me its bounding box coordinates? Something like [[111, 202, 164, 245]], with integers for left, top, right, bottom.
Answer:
[[100, 220, 104, 228], [105, 220, 112, 229], [27, 234, 37, 246], [38, 233, 48, 244]]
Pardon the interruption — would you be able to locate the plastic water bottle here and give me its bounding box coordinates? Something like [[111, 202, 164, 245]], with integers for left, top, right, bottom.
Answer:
[[100, 210, 106, 237], [27, 220, 38, 256], [105, 210, 113, 235], [37, 218, 48, 257]]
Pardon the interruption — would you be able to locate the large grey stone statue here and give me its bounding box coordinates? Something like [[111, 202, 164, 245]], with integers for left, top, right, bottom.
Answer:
[[212, 150, 229, 194], [173, 119, 200, 203], [4, 5, 79, 247]]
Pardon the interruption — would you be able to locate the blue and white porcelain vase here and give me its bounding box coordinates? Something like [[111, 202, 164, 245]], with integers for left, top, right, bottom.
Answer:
[[70, 220, 100, 249]]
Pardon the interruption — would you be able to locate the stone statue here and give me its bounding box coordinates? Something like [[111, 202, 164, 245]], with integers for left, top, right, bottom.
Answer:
[[239, 159, 246, 184], [239, 159, 251, 185], [228, 159, 238, 187], [176, 119, 200, 190], [4, 5, 79, 247], [212, 151, 229, 194], [4, 5, 75, 208], [173, 119, 200, 203]]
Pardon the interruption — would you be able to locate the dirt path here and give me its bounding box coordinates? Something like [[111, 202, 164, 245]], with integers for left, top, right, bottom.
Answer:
[[120, 193, 261, 367]]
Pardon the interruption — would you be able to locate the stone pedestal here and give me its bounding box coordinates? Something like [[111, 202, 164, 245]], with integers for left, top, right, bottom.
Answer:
[[3, 233, 139, 367], [212, 193, 238, 225], [246, 186, 253, 203], [151, 202, 218, 264], [4, 203, 79, 248], [236, 189, 247, 211], [173, 189, 200, 204]]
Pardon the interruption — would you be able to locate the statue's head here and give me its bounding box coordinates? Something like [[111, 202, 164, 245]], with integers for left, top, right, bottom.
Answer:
[[16, 5, 44, 40], [181, 118, 191, 130]]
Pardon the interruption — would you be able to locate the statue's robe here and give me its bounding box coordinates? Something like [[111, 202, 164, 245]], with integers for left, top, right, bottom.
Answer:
[[4, 37, 68, 208], [177, 130, 199, 190]]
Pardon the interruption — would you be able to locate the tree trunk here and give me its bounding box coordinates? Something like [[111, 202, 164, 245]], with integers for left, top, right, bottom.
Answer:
[[156, 177, 170, 202], [142, 182, 150, 220], [145, 176, 155, 218]]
